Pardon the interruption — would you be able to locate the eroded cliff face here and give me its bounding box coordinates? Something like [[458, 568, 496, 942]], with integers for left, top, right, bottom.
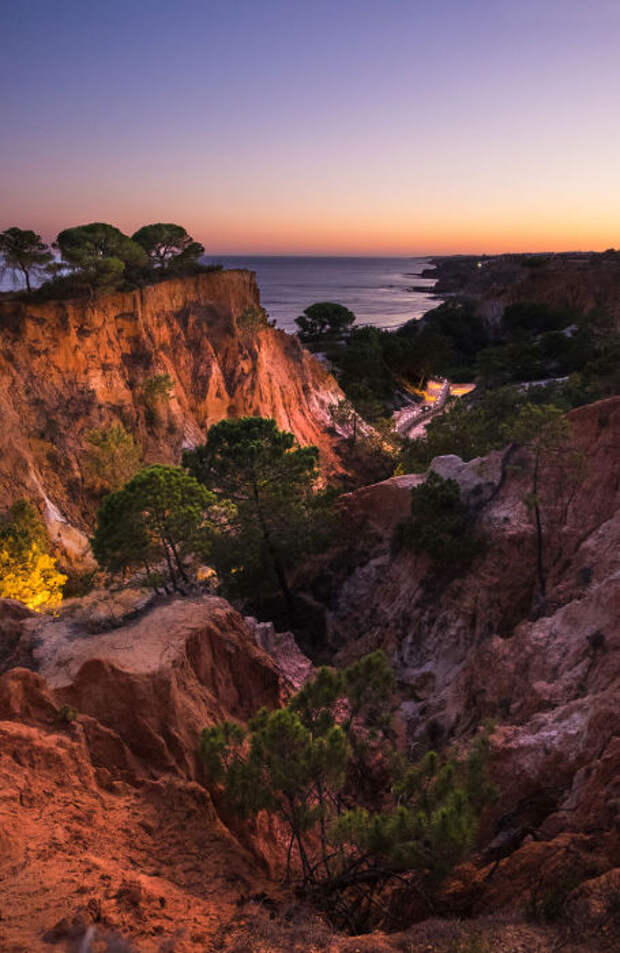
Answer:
[[320, 397, 620, 910], [0, 594, 298, 951], [487, 257, 620, 326], [1, 592, 611, 953], [0, 271, 343, 552]]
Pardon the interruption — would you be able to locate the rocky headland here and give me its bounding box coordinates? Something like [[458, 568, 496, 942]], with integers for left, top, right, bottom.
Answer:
[[423, 252, 620, 327]]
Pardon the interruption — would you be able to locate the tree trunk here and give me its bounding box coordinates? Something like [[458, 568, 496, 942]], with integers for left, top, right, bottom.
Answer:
[[161, 537, 181, 592], [166, 534, 189, 583], [316, 779, 331, 876], [252, 482, 297, 624], [285, 833, 294, 883], [18, 264, 32, 293]]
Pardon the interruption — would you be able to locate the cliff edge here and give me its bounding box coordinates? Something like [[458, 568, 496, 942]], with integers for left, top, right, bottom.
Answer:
[[0, 271, 343, 550]]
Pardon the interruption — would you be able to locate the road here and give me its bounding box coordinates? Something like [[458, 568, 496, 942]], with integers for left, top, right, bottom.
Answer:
[[393, 378, 462, 440]]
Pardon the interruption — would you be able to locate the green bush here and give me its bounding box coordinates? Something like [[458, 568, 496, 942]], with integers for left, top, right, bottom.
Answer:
[[83, 422, 142, 492], [295, 301, 356, 341], [140, 373, 174, 426], [236, 305, 270, 334], [393, 471, 483, 568], [92, 464, 219, 593], [201, 652, 495, 933]]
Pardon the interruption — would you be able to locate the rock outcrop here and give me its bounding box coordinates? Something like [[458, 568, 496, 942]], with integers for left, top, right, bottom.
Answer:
[[0, 592, 309, 951], [0, 271, 343, 547], [320, 397, 620, 909], [1, 599, 608, 952], [0, 593, 292, 776]]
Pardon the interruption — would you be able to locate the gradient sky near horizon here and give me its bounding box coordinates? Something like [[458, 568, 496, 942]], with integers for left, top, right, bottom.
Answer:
[[2, 0, 619, 255]]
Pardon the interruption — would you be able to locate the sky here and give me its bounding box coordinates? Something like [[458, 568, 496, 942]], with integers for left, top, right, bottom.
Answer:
[[1, 0, 619, 255]]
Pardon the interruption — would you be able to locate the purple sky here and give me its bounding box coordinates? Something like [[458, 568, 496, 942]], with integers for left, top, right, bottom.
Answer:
[[1, 0, 619, 254]]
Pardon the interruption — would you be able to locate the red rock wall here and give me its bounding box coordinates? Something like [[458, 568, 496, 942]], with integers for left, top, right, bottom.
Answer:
[[0, 271, 343, 538]]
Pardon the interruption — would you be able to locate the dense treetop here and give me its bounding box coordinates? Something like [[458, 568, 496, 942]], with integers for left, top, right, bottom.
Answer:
[[295, 301, 356, 341], [0, 220, 215, 300], [131, 223, 204, 271], [0, 227, 53, 292]]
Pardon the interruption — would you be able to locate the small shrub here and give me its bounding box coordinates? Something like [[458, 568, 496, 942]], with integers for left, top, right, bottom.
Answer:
[[498, 697, 512, 719], [62, 568, 96, 599], [526, 871, 584, 922], [393, 471, 484, 569], [447, 934, 494, 953], [83, 422, 142, 492], [0, 501, 66, 611], [57, 704, 79, 723], [237, 305, 269, 334], [578, 566, 593, 586], [140, 373, 174, 426]]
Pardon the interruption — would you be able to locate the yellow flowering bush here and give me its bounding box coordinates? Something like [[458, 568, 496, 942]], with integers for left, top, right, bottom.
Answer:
[[0, 502, 67, 612]]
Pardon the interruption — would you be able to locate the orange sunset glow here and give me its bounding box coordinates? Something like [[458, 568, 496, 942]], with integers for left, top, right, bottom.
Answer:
[[3, 2, 619, 255]]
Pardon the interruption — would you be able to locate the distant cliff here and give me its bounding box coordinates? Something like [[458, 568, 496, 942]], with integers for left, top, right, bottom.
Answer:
[[0, 271, 343, 552], [427, 253, 620, 326]]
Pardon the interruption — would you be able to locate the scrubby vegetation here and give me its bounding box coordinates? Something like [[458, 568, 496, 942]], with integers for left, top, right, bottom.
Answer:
[[301, 292, 619, 428], [140, 372, 175, 427], [202, 651, 495, 932], [83, 422, 142, 492], [0, 500, 66, 611], [393, 472, 483, 568], [396, 385, 563, 473], [237, 304, 271, 333]]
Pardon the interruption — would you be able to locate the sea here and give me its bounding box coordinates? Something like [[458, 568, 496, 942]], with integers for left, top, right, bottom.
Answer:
[[209, 256, 438, 334]]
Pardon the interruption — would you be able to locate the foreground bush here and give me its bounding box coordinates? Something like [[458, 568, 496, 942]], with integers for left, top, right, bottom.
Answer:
[[201, 651, 495, 933], [0, 500, 66, 611]]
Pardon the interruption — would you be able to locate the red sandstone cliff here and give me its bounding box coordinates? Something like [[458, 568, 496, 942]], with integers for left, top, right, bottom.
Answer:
[[0, 595, 295, 951], [318, 397, 620, 917], [0, 271, 343, 553], [1, 589, 613, 952]]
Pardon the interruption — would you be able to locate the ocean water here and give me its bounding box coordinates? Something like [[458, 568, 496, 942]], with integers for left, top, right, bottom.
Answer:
[[210, 256, 438, 333]]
